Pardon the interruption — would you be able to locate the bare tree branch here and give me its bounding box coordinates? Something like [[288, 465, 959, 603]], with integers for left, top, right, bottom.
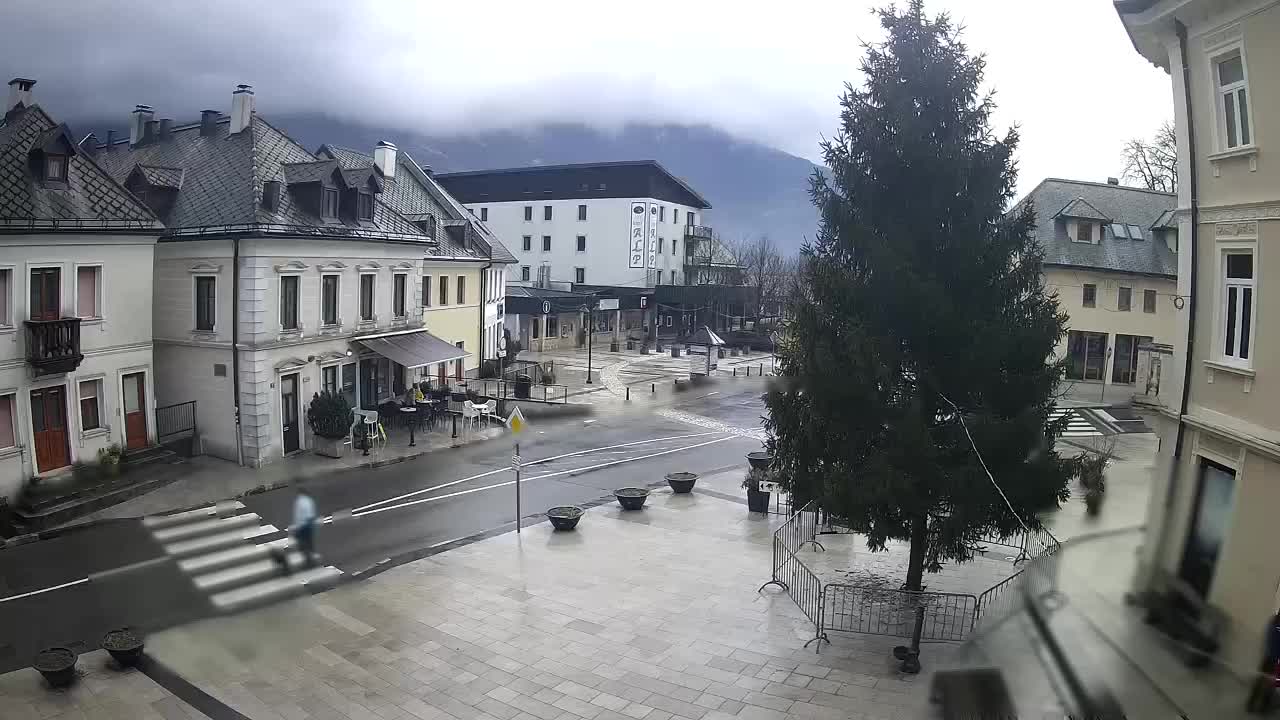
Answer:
[[1122, 121, 1177, 193]]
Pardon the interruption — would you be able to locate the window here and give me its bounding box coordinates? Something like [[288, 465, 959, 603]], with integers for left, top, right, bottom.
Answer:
[[79, 379, 101, 432], [578, 204, 587, 221], [1222, 251, 1254, 363], [1118, 287, 1132, 312], [658, 238, 664, 254], [196, 275, 216, 331], [455, 341, 464, 380], [575, 267, 585, 284], [544, 205, 553, 221], [320, 274, 339, 325], [480, 207, 488, 221], [659, 206, 665, 222], [45, 154, 67, 182], [360, 274, 375, 321], [76, 266, 100, 318], [674, 209, 680, 225], [421, 275, 431, 308], [439, 275, 449, 306], [0, 394, 14, 449], [671, 270, 677, 284], [341, 363, 356, 408], [1111, 223, 1129, 239], [357, 192, 374, 221], [1075, 222, 1094, 244], [542, 235, 551, 252], [672, 238, 677, 256], [1216, 51, 1251, 149], [322, 365, 339, 395], [280, 275, 299, 330], [1127, 224, 1144, 241], [666, 316, 673, 327], [1082, 283, 1096, 308], [0, 268, 10, 326], [457, 275, 466, 304], [521, 266, 530, 281], [322, 188, 339, 218], [30, 267, 59, 320], [522, 235, 532, 252], [424, 214, 437, 240], [393, 274, 407, 318], [524, 206, 532, 221], [1144, 289, 1157, 314], [576, 235, 586, 252]]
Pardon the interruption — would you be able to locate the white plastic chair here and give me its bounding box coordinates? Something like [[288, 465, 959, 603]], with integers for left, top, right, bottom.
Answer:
[[462, 401, 479, 436], [481, 399, 497, 428]]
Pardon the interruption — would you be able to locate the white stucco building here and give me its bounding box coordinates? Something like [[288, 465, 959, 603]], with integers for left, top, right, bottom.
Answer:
[[0, 79, 162, 502]]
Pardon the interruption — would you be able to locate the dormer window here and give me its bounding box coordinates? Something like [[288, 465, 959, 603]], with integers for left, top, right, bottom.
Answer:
[[357, 191, 374, 221], [322, 188, 339, 218], [1075, 222, 1093, 244], [45, 153, 67, 182]]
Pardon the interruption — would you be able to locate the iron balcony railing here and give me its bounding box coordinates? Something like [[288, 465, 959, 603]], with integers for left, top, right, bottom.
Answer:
[[684, 224, 714, 240], [24, 317, 83, 375]]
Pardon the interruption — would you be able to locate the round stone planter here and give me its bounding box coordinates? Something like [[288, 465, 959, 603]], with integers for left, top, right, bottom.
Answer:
[[614, 487, 650, 511], [665, 472, 698, 494], [547, 506, 583, 531], [33, 647, 77, 688], [102, 628, 144, 668], [746, 452, 772, 470]]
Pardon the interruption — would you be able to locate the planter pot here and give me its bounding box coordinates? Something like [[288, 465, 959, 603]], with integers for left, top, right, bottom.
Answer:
[[626, 340, 635, 350], [665, 472, 698, 494], [640, 345, 650, 355], [746, 488, 771, 513], [102, 628, 144, 667], [33, 647, 77, 688], [746, 452, 772, 470], [313, 435, 345, 458], [610, 341, 620, 353], [614, 487, 650, 511], [671, 347, 681, 358], [547, 506, 583, 531], [1084, 492, 1103, 517]]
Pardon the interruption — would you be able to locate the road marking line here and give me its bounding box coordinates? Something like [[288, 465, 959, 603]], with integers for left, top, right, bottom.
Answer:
[[353, 436, 737, 518], [351, 431, 723, 513], [0, 577, 89, 603]]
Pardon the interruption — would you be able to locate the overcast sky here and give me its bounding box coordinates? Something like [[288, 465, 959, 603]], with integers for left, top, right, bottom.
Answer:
[[1, 0, 1171, 196]]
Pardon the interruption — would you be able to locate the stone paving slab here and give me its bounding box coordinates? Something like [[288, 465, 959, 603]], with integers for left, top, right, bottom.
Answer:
[[0, 650, 188, 720]]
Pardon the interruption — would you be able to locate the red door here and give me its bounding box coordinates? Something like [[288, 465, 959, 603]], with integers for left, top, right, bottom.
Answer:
[[122, 372, 148, 450], [30, 386, 70, 473], [29, 268, 60, 320]]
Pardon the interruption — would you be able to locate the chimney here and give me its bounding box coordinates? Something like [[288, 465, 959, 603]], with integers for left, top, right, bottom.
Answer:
[[229, 84, 254, 135], [79, 132, 98, 156], [158, 118, 172, 141], [200, 110, 219, 137], [6, 77, 35, 111], [105, 129, 116, 146], [1107, 177, 1120, 185], [130, 104, 153, 146], [144, 119, 158, 143], [374, 140, 397, 179]]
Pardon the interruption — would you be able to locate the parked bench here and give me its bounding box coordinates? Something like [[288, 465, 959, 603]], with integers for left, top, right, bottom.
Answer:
[[1142, 569, 1225, 667]]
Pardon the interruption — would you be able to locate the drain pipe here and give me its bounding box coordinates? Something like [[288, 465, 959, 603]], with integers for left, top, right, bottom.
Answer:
[[232, 236, 244, 467], [1155, 20, 1200, 554]]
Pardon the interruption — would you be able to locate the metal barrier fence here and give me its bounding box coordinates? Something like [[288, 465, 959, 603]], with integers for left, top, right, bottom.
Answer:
[[155, 401, 198, 456], [759, 501, 827, 640], [822, 585, 979, 643], [421, 377, 570, 404]]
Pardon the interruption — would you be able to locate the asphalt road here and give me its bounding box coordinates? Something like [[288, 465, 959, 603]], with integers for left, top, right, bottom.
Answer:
[[0, 376, 770, 672]]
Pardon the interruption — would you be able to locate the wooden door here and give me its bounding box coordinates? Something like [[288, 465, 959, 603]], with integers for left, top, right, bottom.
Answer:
[[30, 268, 60, 320], [280, 373, 300, 454], [122, 372, 148, 450], [30, 386, 70, 472]]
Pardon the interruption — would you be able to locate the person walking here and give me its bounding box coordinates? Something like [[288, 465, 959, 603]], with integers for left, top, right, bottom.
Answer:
[[291, 485, 318, 568], [1246, 612, 1280, 713]]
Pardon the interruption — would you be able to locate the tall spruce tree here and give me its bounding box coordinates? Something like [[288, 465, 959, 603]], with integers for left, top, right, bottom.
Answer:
[[765, 0, 1074, 592]]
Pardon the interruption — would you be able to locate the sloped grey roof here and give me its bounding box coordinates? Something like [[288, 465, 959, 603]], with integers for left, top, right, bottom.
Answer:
[[1013, 178, 1177, 278], [0, 105, 159, 226], [1054, 197, 1111, 221], [1150, 209, 1176, 229], [281, 159, 338, 185], [135, 164, 184, 189]]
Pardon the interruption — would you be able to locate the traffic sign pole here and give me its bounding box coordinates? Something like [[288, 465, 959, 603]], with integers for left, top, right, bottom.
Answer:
[[506, 406, 527, 533], [514, 441, 522, 533]]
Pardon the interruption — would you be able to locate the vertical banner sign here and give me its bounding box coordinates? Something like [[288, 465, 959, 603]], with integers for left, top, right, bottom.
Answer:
[[629, 202, 646, 268], [647, 203, 659, 269]]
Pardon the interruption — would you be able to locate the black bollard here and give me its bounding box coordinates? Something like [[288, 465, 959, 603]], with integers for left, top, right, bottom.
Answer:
[[626, 386, 630, 401], [759, 363, 763, 375], [408, 415, 416, 447], [747, 366, 751, 377], [452, 413, 458, 440], [651, 383, 655, 393], [733, 367, 736, 377]]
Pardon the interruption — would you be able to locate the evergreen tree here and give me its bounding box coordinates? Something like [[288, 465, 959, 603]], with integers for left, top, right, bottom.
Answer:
[[765, 0, 1074, 592]]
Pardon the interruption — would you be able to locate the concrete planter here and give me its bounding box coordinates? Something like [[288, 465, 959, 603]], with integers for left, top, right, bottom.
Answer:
[[548, 506, 583, 531], [33, 648, 77, 688], [665, 472, 698, 494], [614, 487, 650, 510], [102, 628, 144, 667], [313, 435, 345, 458]]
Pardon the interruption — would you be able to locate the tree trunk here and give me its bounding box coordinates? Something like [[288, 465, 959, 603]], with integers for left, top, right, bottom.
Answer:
[[904, 515, 929, 592]]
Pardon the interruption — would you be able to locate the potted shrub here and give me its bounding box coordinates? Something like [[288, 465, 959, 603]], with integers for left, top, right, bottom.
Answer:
[[746, 451, 772, 470], [547, 506, 584, 531], [97, 444, 123, 477], [743, 468, 774, 513], [665, 472, 698, 494], [614, 487, 650, 510], [307, 391, 353, 458], [1079, 442, 1113, 517], [33, 647, 77, 687], [102, 628, 144, 667]]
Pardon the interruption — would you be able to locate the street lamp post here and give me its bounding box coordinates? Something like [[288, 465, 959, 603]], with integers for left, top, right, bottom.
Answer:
[[582, 302, 595, 384]]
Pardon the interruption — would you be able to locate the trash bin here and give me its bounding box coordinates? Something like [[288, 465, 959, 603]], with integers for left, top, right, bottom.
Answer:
[[514, 374, 532, 399]]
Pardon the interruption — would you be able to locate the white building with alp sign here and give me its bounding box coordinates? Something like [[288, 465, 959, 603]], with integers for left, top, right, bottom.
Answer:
[[436, 161, 712, 290]]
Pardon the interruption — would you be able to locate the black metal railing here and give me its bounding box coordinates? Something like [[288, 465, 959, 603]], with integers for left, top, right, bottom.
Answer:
[[24, 317, 83, 374], [759, 501, 828, 646], [156, 401, 197, 442], [684, 224, 714, 240], [823, 585, 979, 643], [419, 377, 570, 404]]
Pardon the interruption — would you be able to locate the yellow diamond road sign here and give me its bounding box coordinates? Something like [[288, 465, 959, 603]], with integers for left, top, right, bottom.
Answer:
[[506, 406, 527, 434]]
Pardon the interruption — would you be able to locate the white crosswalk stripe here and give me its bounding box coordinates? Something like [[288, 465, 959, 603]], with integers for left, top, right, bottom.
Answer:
[[144, 501, 342, 613], [1049, 408, 1103, 438]]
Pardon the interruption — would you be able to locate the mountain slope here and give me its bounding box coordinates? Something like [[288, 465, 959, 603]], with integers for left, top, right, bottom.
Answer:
[[268, 117, 821, 256]]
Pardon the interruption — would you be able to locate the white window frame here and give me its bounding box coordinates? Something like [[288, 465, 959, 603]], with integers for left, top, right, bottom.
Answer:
[[392, 272, 409, 319], [1082, 283, 1097, 308], [320, 272, 341, 327], [1209, 43, 1255, 153], [192, 272, 218, 333], [1144, 289, 1158, 314], [0, 391, 17, 452], [0, 264, 15, 331], [76, 376, 107, 436], [1118, 286, 1132, 312], [279, 273, 302, 332], [358, 271, 378, 323], [73, 263, 103, 321], [1218, 245, 1256, 367], [521, 266, 531, 282], [575, 267, 585, 284], [321, 364, 340, 396]]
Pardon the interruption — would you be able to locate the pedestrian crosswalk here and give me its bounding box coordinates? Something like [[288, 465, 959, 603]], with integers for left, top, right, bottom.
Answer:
[[143, 501, 342, 614], [1049, 408, 1104, 438]]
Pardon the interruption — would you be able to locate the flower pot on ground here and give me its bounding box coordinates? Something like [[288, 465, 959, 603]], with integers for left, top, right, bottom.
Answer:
[[97, 444, 123, 477], [665, 472, 698, 494], [743, 467, 774, 513], [102, 628, 144, 667], [614, 487, 650, 510], [1078, 439, 1113, 517], [33, 647, 77, 688], [547, 506, 584, 531], [307, 391, 354, 458], [746, 451, 772, 470]]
